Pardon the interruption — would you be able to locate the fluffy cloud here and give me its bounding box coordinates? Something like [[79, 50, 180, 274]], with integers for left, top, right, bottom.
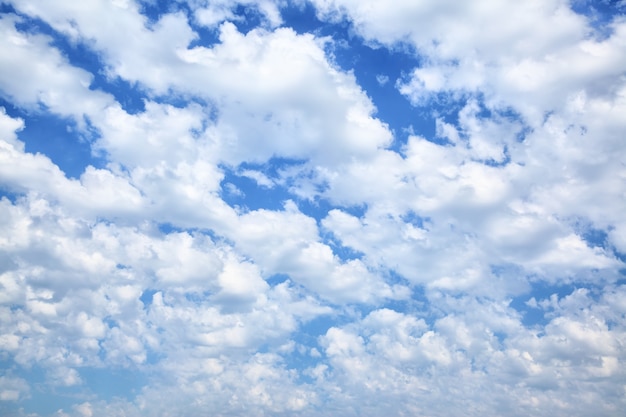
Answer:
[[180, 0, 285, 28], [316, 291, 626, 417], [296, 0, 626, 295], [1, 1, 625, 416], [0, 14, 114, 119]]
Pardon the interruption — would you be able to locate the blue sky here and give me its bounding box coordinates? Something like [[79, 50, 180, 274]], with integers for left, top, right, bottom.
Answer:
[[1, 1, 626, 416]]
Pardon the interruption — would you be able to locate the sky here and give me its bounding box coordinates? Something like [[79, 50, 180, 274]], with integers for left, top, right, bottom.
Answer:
[[0, 0, 626, 416]]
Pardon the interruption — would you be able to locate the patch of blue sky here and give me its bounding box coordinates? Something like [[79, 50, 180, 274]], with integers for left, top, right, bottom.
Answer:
[[278, 311, 330, 338], [416, 87, 473, 115], [581, 226, 610, 249], [139, 288, 159, 310], [494, 113, 533, 147], [183, 290, 215, 306], [80, 367, 147, 402], [0, 188, 22, 204], [231, 2, 275, 33], [321, 233, 364, 261], [346, 45, 434, 151], [102, 316, 120, 333], [478, 100, 526, 132], [0, 2, 15, 13], [510, 281, 587, 327], [0, 251, 18, 277], [0, 98, 102, 179], [264, 273, 292, 286], [254, 294, 338, 379], [0, 359, 20, 374], [336, 202, 368, 218], [144, 347, 165, 366], [279, 1, 322, 34], [1, 11, 153, 180], [571, 0, 626, 39], [432, 100, 525, 168], [156, 222, 190, 234], [295, 311, 347, 346], [401, 210, 431, 229], [139, 0, 187, 25], [572, 220, 626, 261], [219, 157, 365, 223], [439, 92, 527, 133], [3, 366, 81, 416], [298, 193, 337, 213], [48, 43, 144, 114], [14, 365, 146, 416], [220, 165, 291, 212], [510, 298, 548, 329], [242, 156, 309, 178]]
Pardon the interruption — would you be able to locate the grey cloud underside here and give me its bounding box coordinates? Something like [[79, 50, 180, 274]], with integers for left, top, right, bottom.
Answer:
[[1, 1, 626, 416]]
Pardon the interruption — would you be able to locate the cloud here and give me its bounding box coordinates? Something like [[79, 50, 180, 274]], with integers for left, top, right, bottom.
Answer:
[[184, 0, 284, 28], [1, 1, 625, 416], [231, 201, 406, 303], [0, 14, 114, 120]]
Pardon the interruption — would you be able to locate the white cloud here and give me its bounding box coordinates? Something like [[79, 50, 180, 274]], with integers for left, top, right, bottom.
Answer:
[[185, 0, 284, 28], [0, 107, 24, 148], [0, 133, 145, 218], [239, 169, 275, 188], [96, 102, 211, 170], [9, 1, 392, 167], [231, 201, 405, 303], [0, 14, 114, 121], [177, 23, 392, 166], [1, 1, 625, 416], [10, 0, 197, 92], [375, 74, 389, 86], [313, 290, 626, 416], [0, 192, 335, 407], [282, 1, 626, 298]]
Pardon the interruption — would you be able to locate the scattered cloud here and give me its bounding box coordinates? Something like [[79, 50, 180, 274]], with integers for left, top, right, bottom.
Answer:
[[0, 1, 625, 416]]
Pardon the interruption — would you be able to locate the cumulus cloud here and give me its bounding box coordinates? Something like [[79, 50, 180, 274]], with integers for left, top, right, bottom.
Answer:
[[0, 1, 625, 416]]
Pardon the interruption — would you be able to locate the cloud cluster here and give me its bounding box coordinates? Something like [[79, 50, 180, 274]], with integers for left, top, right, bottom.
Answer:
[[0, 1, 625, 416]]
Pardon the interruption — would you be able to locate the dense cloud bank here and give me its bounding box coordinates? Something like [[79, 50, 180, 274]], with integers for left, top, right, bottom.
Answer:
[[1, 1, 625, 416]]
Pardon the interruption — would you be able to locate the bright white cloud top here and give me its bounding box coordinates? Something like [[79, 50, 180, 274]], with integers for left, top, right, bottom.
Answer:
[[1, 1, 625, 416]]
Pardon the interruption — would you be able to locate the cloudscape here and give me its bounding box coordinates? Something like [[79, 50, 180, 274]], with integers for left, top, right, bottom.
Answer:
[[1, 1, 625, 416]]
